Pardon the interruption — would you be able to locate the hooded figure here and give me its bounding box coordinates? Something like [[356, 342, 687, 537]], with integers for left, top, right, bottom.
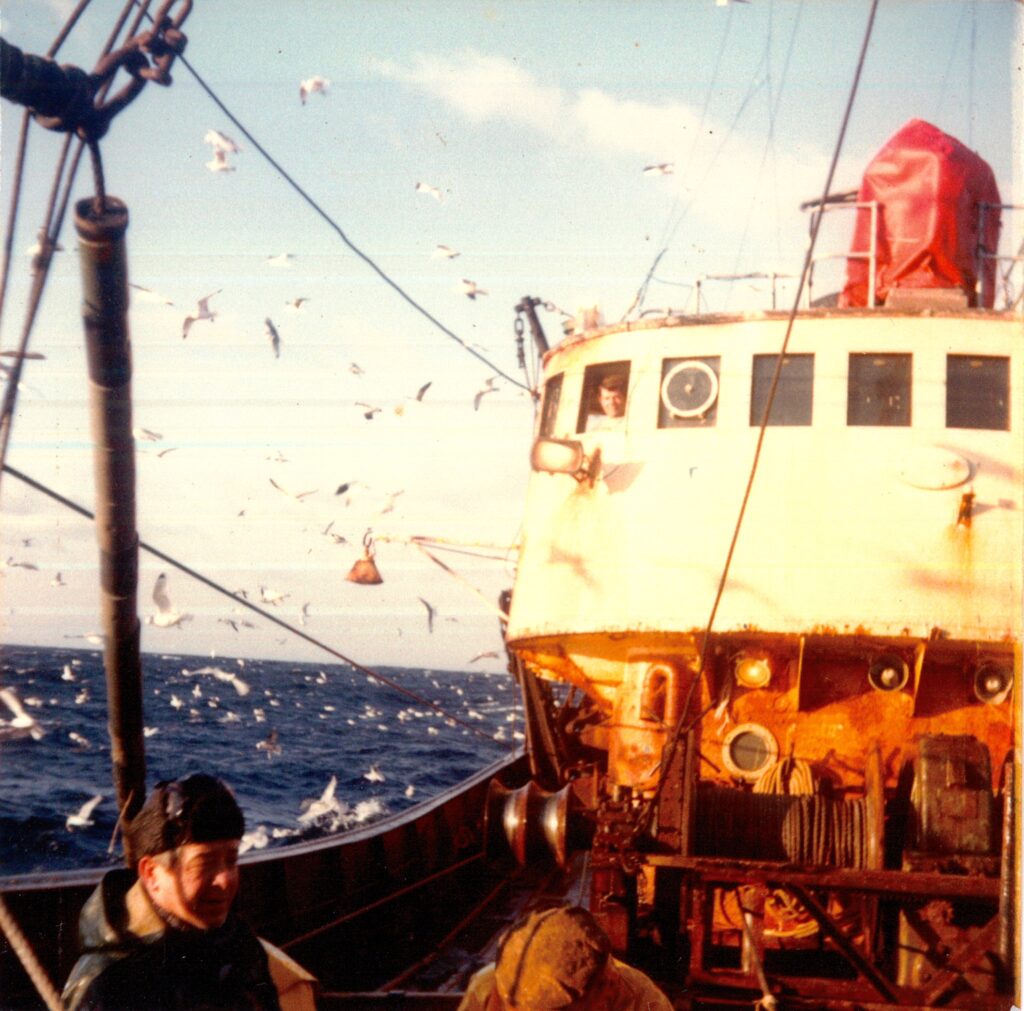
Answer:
[[458, 905, 673, 1011], [62, 774, 316, 1011]]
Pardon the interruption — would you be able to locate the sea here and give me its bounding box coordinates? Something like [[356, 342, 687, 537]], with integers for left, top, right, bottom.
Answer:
[[0, 644, 522, 876]]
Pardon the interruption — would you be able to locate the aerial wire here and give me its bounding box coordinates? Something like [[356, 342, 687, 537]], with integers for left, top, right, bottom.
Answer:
[[169, 48, 529, 392], [639, 0, 882, 834], [2, 461, 508, 746]]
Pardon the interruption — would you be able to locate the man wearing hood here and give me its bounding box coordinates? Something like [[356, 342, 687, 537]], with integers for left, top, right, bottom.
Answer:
[[457, 904, 673, 1010], [62, 773, 316, 1011]]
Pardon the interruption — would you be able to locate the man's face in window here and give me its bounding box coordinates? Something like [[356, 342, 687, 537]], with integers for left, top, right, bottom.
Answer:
[[598, 384, 625, 417]]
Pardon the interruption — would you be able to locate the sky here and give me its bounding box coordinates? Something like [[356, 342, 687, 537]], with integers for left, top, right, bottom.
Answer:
[[1, 0, 1020, 673]]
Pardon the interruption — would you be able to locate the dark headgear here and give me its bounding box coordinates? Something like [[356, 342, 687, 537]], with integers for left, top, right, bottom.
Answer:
[[494, 905, 611, 1009], [129, 774, 244, 861]]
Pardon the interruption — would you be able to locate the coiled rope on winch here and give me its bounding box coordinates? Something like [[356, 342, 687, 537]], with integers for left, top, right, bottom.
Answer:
[[695, 782, 868, 868]]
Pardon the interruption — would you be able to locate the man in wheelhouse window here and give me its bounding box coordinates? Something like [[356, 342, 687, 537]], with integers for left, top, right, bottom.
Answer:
[[586, 372, 627, 431]]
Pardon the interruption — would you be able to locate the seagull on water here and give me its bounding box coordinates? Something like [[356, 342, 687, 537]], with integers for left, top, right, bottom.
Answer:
[[66, 794, 103, 830], [181, 290, 221, 339], [265, 318, 281, 359], [299, 75, 330, 104], [415, 181, 443, 202], [458, 278, 488, 300]]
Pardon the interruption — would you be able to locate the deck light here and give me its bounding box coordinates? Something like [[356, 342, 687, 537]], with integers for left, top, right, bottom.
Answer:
[[973, 662, 1012, 705], [734, 653, 772, 688], [867, 654, 908, 692]]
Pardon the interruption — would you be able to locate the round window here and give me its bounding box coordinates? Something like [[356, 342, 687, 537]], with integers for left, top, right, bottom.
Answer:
[[722, 723, 778, 781], [661, 360, 719, 419]]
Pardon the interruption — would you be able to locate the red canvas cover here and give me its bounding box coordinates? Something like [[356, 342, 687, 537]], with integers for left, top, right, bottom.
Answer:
[[840, 120, 1001, 308]]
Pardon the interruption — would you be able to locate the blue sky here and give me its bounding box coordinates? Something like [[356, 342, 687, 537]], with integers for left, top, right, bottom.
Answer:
[[1, 0, 1020, 670]]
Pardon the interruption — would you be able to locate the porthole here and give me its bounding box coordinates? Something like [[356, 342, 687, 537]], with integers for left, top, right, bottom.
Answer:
[[721, 723, 778, 782], [661, 360, 719, 419]]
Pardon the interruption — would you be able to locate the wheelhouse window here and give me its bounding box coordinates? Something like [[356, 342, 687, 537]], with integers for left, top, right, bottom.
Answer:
[[946, 355, 1009, 430], [577, 362, 630, 433], [847, 353, 911, 427], [750, 354, 814, 426], [658, 356, 720, 428], [539, 373, 564, 437]]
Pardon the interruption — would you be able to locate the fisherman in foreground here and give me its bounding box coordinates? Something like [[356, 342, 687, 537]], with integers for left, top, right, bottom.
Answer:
[[458, 904, 673, 1010], [63, 773, 316, 1011]]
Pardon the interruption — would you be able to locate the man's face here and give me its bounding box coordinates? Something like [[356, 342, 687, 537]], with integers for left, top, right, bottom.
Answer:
[[142, 839, 240, 929], [598, 385, 625, 417]]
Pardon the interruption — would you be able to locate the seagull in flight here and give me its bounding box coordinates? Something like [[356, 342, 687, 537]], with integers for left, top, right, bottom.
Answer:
[[265, 318, 281, 359], [148, 573, 191, 628], [284, 297, 309, 311], [643, 162, 675, 175], [269, 477, 317, 502], [51, 571, 66, 587], [0, 687, 45, 741], [256, 729, 282, 759], [182, 290, 220, 339], [133, 426, 163, 442], [415, 181, 443, 202], [473, 377, 499, 411], [458, 278, 488, 300], [205, 149, 236, 174], [418, 597, 436, 634], [4, 556, 39, 570], [299, 75, 330, 104], [469, 650, 500, 664], [66, 794, 103, 830], [356, 402, 381, 421], [431, 244, 460, 259], [259, 585, 289, 606], [129, 283, 174, 306], [414, 381, 432, 402], [349, 362, 364, 376], [364, 765, 385, 783], [204, 129, 241, 153]]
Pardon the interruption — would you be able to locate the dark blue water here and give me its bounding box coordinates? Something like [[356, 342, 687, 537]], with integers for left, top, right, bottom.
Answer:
[[0, 645, 522, 875]]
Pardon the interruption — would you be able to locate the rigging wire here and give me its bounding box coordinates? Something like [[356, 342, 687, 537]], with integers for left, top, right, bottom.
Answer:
[[166, 48, 528, 392], [2, 462, 509, 747], [0, 0, 153, 489], [639, 0, 882, 836]]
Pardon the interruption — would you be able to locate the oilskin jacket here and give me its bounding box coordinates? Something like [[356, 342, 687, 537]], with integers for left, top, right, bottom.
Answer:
[[457, 957, 674, 1011], [63, 868, 316, 1011]]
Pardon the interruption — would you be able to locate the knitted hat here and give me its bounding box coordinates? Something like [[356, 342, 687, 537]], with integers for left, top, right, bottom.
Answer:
[[130, 774, 244, 860], [494, 906, 611, 1009]]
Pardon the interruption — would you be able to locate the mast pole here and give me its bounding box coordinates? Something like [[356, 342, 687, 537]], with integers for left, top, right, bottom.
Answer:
[[74, 195, 145, 861]]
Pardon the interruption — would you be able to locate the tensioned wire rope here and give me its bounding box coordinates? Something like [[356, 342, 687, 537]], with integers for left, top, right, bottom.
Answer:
[[166, 43, 528, 392], [635, 0, 881, 838], [2, 462, 507, 746], [0, 3, 514, 746]]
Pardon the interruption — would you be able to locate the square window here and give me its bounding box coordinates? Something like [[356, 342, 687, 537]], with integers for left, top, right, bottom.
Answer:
[[539, 373, 563, 437], [658, 357, 720, 428], [577, 362, 630, 433], [750, 354, 814, 426], [946, 356, 1009, 430], [848, 354, 912, 426]]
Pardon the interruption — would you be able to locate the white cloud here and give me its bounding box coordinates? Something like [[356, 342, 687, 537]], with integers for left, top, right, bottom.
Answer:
[[375, 50, 833, 250], [372, 52, 568, 135]]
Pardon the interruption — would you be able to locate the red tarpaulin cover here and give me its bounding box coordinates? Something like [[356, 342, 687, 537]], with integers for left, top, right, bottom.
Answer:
[[840, 119, 1001, 308]]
